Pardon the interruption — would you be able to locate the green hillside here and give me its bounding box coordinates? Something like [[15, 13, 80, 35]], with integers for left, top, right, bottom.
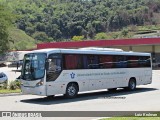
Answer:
[[1, 0, 160, 42], [9, 28, 36, 50]]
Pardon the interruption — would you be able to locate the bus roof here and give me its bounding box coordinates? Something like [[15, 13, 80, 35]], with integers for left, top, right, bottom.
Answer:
[[30, 48, 151, 56]]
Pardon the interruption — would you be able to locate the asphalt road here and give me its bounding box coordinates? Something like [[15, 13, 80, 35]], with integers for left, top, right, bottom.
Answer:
[[0, 70, 160, 120]]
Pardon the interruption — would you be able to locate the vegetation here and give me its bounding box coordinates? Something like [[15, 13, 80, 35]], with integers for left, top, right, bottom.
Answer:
[[0, 80, 21, 94], [0, 4, 17, 53], [72, 35, 84, 41], [95, 32, 109, 40], [0, 89, 21, 94], [8, 80, 20, 90], [9, 28, 36, 50], [102, 117, 160, 120], [1, 0, 160, 42]]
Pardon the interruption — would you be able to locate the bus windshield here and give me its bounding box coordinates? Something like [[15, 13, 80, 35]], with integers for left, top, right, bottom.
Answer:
[[21, 53, 46, 80]]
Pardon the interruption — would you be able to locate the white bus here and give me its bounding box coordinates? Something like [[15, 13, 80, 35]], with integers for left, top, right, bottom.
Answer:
[[20, 48, 152, 98]]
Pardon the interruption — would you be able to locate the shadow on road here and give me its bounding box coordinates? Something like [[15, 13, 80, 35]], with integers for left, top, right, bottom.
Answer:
[[20, 87, 158, 105]]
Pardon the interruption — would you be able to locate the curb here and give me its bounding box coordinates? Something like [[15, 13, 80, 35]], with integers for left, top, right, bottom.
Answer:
[[0, 93, 22, 97]]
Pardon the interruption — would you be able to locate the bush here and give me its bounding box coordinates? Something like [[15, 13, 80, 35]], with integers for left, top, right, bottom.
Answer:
[[72, 35, 84, 41], [0, 81, 8, 89], [8, 81, 17, 90], [2, 82, 8, 89], [121, 29, 129, 37], [95, 32, 109, 40], [0, 80, 21, 90], [15, 80, 21, 89], [32, 32, 48, 41]]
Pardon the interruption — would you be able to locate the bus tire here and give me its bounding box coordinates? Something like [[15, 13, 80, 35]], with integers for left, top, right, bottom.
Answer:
[[128, 78, 136, 90], [65, 83, 78, 98], [108, 88, 117, 92]]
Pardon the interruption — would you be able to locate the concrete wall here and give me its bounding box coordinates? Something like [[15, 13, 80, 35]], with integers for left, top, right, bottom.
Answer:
[[132, 45, 152, 52]]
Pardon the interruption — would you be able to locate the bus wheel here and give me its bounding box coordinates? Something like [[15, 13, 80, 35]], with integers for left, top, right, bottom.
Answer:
[[65, 83, 78, 98], [108, 88, 117, 92], [128, 78, 136, 90]]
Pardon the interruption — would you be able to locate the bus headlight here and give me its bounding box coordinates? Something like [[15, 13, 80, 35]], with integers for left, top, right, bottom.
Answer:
[[36, 79, 44, 86]]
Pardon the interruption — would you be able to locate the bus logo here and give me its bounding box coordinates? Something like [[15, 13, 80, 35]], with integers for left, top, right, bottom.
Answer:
[[70, 72, 75, 79]]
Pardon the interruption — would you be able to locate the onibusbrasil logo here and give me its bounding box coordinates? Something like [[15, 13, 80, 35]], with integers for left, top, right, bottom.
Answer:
[[2, 112, 42, 117]]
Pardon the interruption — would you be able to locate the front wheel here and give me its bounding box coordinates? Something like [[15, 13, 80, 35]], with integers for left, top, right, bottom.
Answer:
[[128, 79, 136, 90], [65, 83, 78, 98]]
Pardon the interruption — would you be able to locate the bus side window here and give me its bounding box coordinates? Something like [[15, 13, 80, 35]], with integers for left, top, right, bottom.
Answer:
[[82, 55, 99, 69], [127, 56, 139, 68], [138, 56, 146, 67], [139, 56, 151, 67], [64, 55, 78, 69], [99, 55, 113, 68], [47, 59, 61, 71], [87, 55, 99, 69], [77, 55, 83, 69], [114, 56, 127, 68], [146, 57, 151, 67], [83, 55, 88, 69]]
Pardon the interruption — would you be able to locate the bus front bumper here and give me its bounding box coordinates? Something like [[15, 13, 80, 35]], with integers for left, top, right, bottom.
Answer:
[[21, 85, 46, 96]]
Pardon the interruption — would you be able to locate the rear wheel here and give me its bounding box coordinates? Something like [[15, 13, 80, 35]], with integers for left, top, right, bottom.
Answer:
[[128, 78, 136, 90], [65, 83, 78, 98]]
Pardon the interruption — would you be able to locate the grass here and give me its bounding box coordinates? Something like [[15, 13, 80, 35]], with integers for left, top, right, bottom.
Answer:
[[102, 117, 160, 120], [102, 112, 160, 120], [8, 28, 36, 50], [0, 89, 21, 94], [0, 80, 21, 94]]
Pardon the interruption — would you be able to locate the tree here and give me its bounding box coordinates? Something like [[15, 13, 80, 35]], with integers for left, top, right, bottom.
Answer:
[[0, 20, 9, 54], [121, 29, 129, 37], [72, 35, 84, 41], [95, 32, 108, 40], [0, 4, 16, 54], [3, 0, 160, 41], [32, 32, 48, 41]]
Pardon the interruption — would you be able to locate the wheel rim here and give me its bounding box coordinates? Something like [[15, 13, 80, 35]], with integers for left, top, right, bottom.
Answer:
[[130, 81, 135, 89], [67, 86, 76, 96]]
